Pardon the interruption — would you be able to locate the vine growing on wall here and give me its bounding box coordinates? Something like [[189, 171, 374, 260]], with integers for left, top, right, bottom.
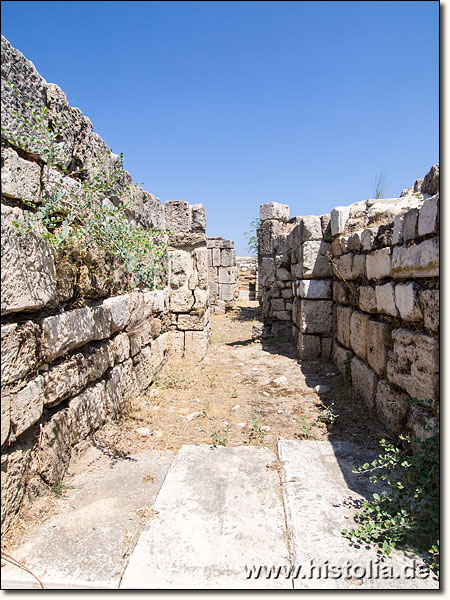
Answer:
[[2, 83, 168, 289]]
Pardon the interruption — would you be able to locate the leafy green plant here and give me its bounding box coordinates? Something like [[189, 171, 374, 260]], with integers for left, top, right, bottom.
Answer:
[[317, 403, 339, 428], [2, 84, 168, 289], [51, 482, 75, 497], [202, 401, 210, 418], [210, 428, 228, 446], [244, 218, 261, 256], [249, 413, 266, 443], [342, 433, 439, 577]]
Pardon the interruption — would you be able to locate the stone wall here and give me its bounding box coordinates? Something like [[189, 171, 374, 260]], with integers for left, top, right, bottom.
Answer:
[[258, 165, 439, 439], [236, 257, 258, 301], [207, 237, 238, 314], [1, 36, 210, 529]]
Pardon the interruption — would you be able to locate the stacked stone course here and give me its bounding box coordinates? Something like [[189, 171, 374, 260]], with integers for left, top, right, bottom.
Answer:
[[1, 36, 211, 529], [207, 237, 238, 314], [258, 167, 439, 440], [236, 257, 258, 301]]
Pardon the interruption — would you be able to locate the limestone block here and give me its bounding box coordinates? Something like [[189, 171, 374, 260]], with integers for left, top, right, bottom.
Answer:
[[190, 204, 206, 232], [272, 310, 291, 321], [299, 300, 333, 334], [375, 380, 410, 437], [367, 321, 392, 375], [321, 214, 332, 241], [218, 266, 237, 284], [184, 327, 210, 361], [170, 249, 194, 289], [259, 219, 283, 255], [103, 294, 130, 333], [332, 254, 353, 280], [333, 281, 350, 304], [358, 286, 377, 313], [419, 289, 439, 332], [177, 310, 210, 331], [212, 248, 221, 267], [193, 247, 209, 289], [168, 330, 185, 357], [41, 307, 95, 361], [347, 231, 362, 252], [418, 195, 439, 237], [340, 236, 349, 254], [393, 213, 405, 244], [422, 164, 439, 195], [260, 202, 289, 222], [221, 248, 234, 267], [351, 357, 378, 410], [285, 302, 293, 311], [1, 147, 41, 203], [164, 200, 191, 233], [219, 284, 235, 302], [1, 204, 58, 315], [352, 254, 366, 278], [335, 305, 352, 348], [1, 322, 39, 386], [43, 353, 87, 407], [361, 228, 378, 251], [366, 247, 392, 280], [91, 304, 112, 339], [394, 283, 422, 321], [1, 394, 10, 446], [281, 288, 293, 299], [298, 279, 332, 299], [10, 375, 44, 438], [274, 234, 291, 254], [321, 338, 333, 358], [300, 215, 322, 241], [330, 205, 350, 236], [331, 237, 343, 257], [350, 311, 370, 360], [1, 448, 32, 530], [391, 238, 439, 278], [375, 282, 398, 317], [403, 208, 419, 241], [170, 288, 195, 313], [193, 287, 209, 310], [291, 263, 303, 279], [302, 241, 332, 278], [297, 333, 321, 360], [406, 405, 439, 441], [110, 332, 131, 363], [276, 267, 291, 281], [271, 298, 286, 312], [332, 341, 353, 378], [387, 329, 439, 402], [259, 257, 275, 287], [214, 300, 226, 314]]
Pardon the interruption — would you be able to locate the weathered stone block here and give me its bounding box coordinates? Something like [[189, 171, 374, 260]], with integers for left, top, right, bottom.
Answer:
[[375, 380, 409, 437], [375, 282, 398, 317], [1, 147, 41, 204], [333, 281, 349, 304], [193, 247, 208, 289], [330, 206, 350, 236], [110, 332, 131, 363], [351, 357, 378, 409], [103, 294, 130, 333], [321, 214, 332, 241], [350, 311, 370, 360], [418, 195, 439, 237], [281, 288, 293, 299], [221, 248, 234, 267], [332, 341, 353, 378], [302, 241, 332, 278], [170, 288, 195, 313], [1, 394, 10, 446], [422, 164, 439, 195], [259, 219, 283, 255], [1, 204, 58, 315], [219, 284, 234, 302], [299, 300, 333, 334], [167, 330, 185, 357], [403, 208, 419, 241], [43, 353, 87, 407], [260, 202, 289, 222], [1, 448, 32, 530], [177, 310, 210, 331], [213, 299, 226, 314], [391, 238, 439, 278], [366, 247, 392, 280], [406, 405, 439, 441], [347, 231, 362, 252], [164, 200, 190, 233], [367, 320, 392, 375], [361, 228, 378, 251], [259, 257, 275, 287], [419, 289, 439, 332], [190, 204, 206, 232], [184, 327, 210, 361], [212, 248, 221, 267], [387, 329, 439, 402], [1, 322, 39, 386], [331, 237, 343, 257], [358, 286, 377, 313], [299, 279, 332, 299], [271, 298, 286, 312], [394, 283, 422, 321], [218, 266, 237, 284], [393, 213, 405, 244], [10, 375, 44, 438], [41, 307, 95, 361], [321, 338, 333, 358], [335, 305, 352, 348], [300, 215, 322, 241], [297, 332, 321, 360], [272, 310, 291, 321]]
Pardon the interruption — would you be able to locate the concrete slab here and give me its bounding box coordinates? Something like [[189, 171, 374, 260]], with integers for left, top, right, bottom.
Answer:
[[279, 440, 438, 589], [120, 445, 291, 589], [1, 447, 174, 589]]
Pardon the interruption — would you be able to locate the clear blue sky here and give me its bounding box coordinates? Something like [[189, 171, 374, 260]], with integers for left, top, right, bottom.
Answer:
[[1, 1, 439, 255]]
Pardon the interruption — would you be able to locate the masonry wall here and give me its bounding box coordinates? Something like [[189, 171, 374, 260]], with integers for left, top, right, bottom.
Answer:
[[207, 237, 238, 314], [1, 36, 210, 529], [258, 165, 439, 440]]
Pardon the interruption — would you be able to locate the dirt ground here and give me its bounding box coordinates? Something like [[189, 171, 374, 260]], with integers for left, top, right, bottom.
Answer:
[[96, 302, 389, 455]]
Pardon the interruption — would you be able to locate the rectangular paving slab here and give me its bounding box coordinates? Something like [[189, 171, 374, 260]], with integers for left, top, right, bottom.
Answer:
[[1, 447, 174, 589], [120, 445, 291, 589], [279, 440, 438, 589]]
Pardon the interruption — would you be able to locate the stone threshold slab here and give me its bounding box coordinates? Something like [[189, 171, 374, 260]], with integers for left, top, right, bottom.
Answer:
[[120, 445, 292, 589]]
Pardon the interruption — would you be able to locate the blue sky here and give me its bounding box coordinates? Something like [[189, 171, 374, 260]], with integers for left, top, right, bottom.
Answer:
[[1, 1, 439, 254]]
